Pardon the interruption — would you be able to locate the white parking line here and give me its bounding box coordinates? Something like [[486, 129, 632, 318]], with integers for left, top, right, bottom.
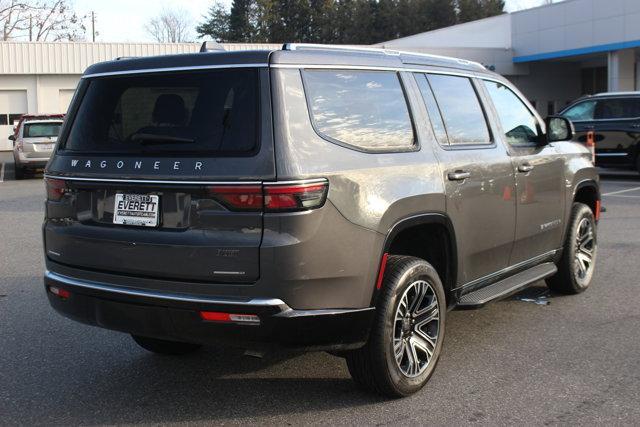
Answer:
[[605, 194, 640, 199], [0, 162, 4, 182], [603, 186, 640, 196]]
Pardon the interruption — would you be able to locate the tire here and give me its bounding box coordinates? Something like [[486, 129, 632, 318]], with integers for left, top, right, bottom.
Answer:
[[14, 165, 24, 180], [345, 255, 446, 398], [546, 202, 597, 294], [131, 335, 202, 356]]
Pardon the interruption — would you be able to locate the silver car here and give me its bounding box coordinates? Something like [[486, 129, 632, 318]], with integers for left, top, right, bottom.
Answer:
[[11, 119, 62, 179]]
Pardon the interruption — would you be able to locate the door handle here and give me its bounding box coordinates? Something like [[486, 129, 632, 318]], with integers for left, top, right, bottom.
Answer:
[[518, 163, 534, 173], [447, 170, 471, 181]]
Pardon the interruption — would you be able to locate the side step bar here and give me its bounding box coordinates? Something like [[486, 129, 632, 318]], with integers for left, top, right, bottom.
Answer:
[[456, 262, 557, 309]]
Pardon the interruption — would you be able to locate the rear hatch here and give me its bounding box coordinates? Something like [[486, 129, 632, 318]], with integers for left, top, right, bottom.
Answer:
[[21, 121, 61, 158], [45, 64, 275, 284]]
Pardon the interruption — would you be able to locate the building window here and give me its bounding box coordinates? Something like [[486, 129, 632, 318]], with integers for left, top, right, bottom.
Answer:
[[547, 101, 555, 116], [581, 67, 607, 95], [0, 114, 8, 125], [8, 113, 23, 125]]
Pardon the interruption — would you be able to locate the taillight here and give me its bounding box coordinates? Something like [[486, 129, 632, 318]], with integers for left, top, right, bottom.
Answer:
[[264, 181, 328, 212], [48, 286, 71, 299], [45, 178, 67, 201], [200, 311, 260, 325], [586, 131, 596, 164], [208, 185, 263, 211], [206, 180, 329, 212]]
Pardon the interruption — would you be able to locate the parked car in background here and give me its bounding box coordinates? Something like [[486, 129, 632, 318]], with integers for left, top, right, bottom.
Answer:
[[560, 92, 640, 173], [42, 44, 599, 398], [11, 114, 64, 179]]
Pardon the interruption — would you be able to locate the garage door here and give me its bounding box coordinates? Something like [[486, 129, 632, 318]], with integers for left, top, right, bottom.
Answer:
[[59, 89, 75, 114], [0, 90, 28, 151]]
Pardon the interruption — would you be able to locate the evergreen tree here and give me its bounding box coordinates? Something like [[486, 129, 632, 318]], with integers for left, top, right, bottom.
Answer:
[[196, 2, 230, 41], [457, 0, 505, 24], [228, 0, 256, 42]]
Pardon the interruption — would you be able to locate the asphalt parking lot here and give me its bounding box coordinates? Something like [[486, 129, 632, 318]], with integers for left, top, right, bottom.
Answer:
[[1, 152, 639, 425]]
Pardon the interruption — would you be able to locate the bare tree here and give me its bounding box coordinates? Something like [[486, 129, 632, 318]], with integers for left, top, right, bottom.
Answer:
[[1, 0, 30, 40], [1, 0, 86, 41], [145, 8, 192, 43]]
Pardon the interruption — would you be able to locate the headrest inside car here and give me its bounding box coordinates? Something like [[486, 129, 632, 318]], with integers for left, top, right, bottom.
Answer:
[[152, 94, 187, 125]]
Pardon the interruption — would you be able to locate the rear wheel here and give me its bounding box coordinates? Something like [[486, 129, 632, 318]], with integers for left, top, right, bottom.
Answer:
[[345, 255, 446, 397], [131, 335, 202, 356], [547, 202, 597, 294], [14, 165, 24, 180]]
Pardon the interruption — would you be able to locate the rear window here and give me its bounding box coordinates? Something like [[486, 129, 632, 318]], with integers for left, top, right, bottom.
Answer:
[[62, 69, 259, 156], [303, 70, 415, 151], [24, 122, 62, 137]]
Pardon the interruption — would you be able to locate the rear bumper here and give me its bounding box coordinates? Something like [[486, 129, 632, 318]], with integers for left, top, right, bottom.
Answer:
[[14, 152, 50, 168], [44, 270, 374, 351]]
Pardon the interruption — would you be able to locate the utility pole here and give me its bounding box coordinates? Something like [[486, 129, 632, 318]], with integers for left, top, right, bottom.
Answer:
[[91, 11, 95, 42], [29, 15, 32, 41]]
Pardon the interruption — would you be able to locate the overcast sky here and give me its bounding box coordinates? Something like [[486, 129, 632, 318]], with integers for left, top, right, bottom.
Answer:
[[74, 0, 558, 43]]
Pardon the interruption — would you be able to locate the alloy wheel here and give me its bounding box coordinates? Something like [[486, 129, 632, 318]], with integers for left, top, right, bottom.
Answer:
[[393, 280, 440, 378], [574, 217, 595, 280]]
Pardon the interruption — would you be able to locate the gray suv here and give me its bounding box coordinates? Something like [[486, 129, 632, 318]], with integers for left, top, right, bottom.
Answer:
[[43, 44, 600, 397]]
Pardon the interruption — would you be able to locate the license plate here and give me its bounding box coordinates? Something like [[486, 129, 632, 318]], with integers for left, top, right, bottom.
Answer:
[[35, 144, 53, 151], [113, 193, 159, 227]]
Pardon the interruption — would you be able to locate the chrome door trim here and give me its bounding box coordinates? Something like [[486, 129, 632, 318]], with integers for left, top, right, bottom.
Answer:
[[454, 249, 559, 292]]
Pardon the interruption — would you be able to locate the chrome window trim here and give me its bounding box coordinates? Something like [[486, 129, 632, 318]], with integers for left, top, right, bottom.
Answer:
[[82, 63, 269, 79], [45, 270, 287, 307]]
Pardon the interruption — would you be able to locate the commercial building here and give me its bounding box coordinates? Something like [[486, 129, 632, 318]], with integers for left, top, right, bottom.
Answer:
[[0, 42, 279, 150], [378, 0, 640, 117], [2, 0, 639, 150]]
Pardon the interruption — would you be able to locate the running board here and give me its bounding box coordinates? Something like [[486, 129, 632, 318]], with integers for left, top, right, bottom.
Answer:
[[456, 262, 557, 309]]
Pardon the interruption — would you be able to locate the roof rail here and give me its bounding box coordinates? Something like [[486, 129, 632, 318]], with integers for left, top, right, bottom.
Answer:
[[283, 43, 401, 56], [282, 43, 485, 70], [200, 40, 225, 52]]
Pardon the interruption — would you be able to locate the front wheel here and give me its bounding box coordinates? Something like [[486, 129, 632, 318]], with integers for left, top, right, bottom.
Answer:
[[546, 202, 597, 294], [131, 335, 202, 356], [345, 256, 446, 397]]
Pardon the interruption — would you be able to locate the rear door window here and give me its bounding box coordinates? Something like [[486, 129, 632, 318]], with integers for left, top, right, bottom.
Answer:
[[594, 98, 640, 120], [426, 74, 491, 145], [62, 69, 259, 156], [303, 70, 415, 151]]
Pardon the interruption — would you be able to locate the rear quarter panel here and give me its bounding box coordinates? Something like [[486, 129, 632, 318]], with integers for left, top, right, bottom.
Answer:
[[270, 68, 445, 307]]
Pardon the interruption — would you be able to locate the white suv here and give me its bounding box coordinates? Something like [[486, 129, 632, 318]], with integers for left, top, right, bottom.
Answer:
[[11, 118, 63, 179]]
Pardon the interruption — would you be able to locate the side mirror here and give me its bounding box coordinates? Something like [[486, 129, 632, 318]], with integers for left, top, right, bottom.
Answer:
[[545, 116, 574, 143], [8, 134, 15, 141]]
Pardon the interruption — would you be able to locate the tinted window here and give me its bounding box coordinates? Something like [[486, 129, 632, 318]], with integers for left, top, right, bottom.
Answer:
[[484, 80, 540, 147], [63, 69, 258, 156], [562, 100, 596, 121], [594, 98, 640, 119], [415, 74, 448, 145], [427, 74, 490, 144], [304, 70, 414, 151], [24, 122, 62, 137]]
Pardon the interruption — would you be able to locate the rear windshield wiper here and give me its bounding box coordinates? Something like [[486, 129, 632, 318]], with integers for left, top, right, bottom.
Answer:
[[131, 133, 195, 144]]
